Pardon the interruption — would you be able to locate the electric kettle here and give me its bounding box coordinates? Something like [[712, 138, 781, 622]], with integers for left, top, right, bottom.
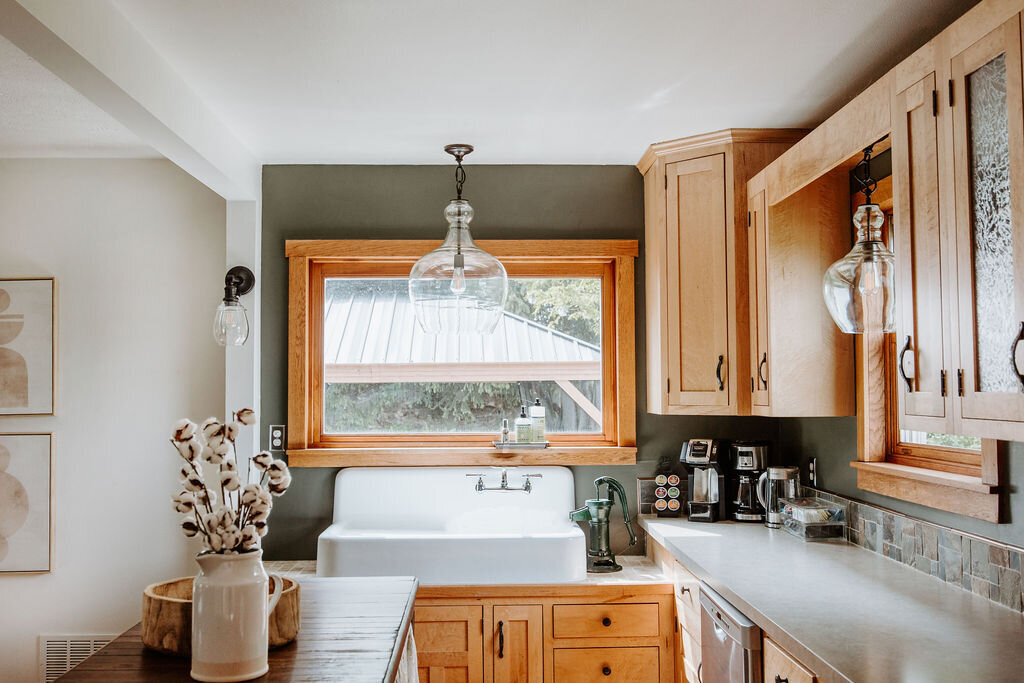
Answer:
[[569, 476, 637, 572], [756, 466, 800, 529]]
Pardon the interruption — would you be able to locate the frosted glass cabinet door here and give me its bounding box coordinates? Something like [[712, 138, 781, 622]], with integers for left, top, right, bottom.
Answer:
[[893, 71, 951, 431], [952, 15, 1024, 431]]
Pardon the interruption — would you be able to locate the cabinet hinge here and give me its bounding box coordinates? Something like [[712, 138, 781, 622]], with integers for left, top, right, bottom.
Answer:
[[957, 369, 965, 396], [674, 621, 678, 632], [747, 211, 751, 227], [751, 377, 755, 393], [948, 80, 954, 107], [481, 618, 484, 634], [665, 175, 668, 190], [667, 378, 671, 394], [940, 370, 947, 397], [932, 89, 938, 117]]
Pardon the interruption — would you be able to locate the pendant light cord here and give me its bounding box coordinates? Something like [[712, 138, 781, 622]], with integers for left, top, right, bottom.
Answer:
[[454, 156, 466, 254], [853, 134, 890, 202]]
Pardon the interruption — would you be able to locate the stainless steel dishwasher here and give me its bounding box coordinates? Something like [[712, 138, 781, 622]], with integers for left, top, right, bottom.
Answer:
[[699, 581, 763, 683]]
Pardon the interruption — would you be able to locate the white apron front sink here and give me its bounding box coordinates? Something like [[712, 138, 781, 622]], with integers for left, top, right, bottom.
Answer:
[[316, 466, 586, 584]]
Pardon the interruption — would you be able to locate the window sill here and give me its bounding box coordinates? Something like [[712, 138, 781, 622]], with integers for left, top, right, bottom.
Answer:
[[287, 446, 638, 468], [850, 461, 999, 522]]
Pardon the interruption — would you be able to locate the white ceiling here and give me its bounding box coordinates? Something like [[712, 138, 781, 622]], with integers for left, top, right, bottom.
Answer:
[[0, 34, 156, 158], [106, 0, 976, 165]]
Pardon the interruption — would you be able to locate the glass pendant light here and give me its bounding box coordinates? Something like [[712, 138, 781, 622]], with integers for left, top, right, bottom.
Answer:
[[409, 144, 508, 334], [213, 266, 254, 346], [823, 142, 896, 334]]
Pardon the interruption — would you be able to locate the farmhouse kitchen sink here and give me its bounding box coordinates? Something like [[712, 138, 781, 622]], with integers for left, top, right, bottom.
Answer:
[[316, 466, 586, 584]]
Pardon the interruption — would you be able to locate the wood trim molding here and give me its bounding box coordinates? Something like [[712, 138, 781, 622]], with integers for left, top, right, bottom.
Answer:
[[286, 446, 638, 467], [285, 239, 639, 259], [636, 128, 808, 174], [851, 461, 999, 522]]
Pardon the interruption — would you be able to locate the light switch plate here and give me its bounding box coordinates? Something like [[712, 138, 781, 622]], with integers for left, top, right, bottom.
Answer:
[[269, 425, 286, 451]]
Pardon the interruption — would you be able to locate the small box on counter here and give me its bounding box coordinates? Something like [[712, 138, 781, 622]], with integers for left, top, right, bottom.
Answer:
[[779, 497, 847, 542], [638, 475, 684, 517]]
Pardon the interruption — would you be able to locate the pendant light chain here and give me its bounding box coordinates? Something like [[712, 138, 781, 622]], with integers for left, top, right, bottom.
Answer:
[[853, 134, 890, 204]]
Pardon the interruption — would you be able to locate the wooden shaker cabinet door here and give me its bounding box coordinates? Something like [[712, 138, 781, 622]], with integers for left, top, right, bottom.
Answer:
[[492, 605, 542, 683], [747, 187, 770, 408], [893, 70, 952, 431], [414, 605, 484, 683], [665, 154, 731, 409], [951, 15, 1024, 434]]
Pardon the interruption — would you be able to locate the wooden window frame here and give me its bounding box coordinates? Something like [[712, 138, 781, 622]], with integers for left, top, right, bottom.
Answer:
[[850, 177, 1002, 521], [285, 239, 638, 467]]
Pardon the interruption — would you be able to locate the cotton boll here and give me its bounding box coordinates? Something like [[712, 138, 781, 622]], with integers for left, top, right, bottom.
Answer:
[[221, 471, 241, 491], [220, 458, 237, 473], [269, 472, 292, 495], [252, 451, 273, 471], [258, 489, 273, 507], [226, 422, 241, 441], [200, 418, 221, 440], [268, 459, 287, 477], [173, 419, 197, 442], [220, 528, 241, 550], [181, 518, 200, 537], [240, 484, 261, 506], [213, 442, 232, 458], [172, 491, 196, 513], [253, 519, 268, 536], [196, 488, 215, 507], [249, 506, 270, 523], [240, 525, 260, 550], [236, 408, 256, 426], [206, 533, 223, 552], [203, 447, 224, 466], [181, 465, 204, 492]]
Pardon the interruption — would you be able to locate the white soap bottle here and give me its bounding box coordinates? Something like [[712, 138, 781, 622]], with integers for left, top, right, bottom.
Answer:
[[529, 398, 546, 442], [515, 405, 532, 443]]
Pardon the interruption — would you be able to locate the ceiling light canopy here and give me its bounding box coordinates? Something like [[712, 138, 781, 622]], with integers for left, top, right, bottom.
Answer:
[[823, 140, 896, 334], [409, 144, 508, 335]]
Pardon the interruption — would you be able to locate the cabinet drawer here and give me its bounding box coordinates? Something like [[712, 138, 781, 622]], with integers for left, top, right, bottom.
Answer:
[[553, 646, 659, 683], [552, 603, 660, 639], [764, 636, 816, 683], [673, 561, 702, 637]]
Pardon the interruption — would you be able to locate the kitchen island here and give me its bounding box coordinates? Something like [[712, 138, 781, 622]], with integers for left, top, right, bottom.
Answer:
[[59, 576, 418, 683], [643, 517, 1024, 683]]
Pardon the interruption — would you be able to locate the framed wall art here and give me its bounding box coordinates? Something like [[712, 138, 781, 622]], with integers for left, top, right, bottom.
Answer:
[[0, 433, 53, 573], [0, 277, 54, 416]]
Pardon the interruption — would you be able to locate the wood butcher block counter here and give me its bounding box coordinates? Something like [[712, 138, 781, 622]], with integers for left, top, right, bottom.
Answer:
[[59, 576, 418, 683], [642, 517, 1024, 683]]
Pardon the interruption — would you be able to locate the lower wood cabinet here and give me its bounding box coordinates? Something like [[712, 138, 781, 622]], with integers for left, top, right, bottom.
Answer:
[[763, 635, 817, 683], [415, 605, 485, 683], [552, 646, 660, 683], [413, 584, 675, 682]]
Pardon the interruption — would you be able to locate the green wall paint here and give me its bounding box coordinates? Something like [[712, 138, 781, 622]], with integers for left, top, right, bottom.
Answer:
[[259, 164, 1024, 559], [259, 164, 780, 559]]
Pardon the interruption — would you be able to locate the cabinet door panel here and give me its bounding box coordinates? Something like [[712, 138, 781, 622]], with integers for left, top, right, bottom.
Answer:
[[493, 605, 542, 683], [666, 154, 730, 407], [415, 606, 484, 683], [952, 15, 1024, 429], [893, 71, 951, 429], [748, 188, 770, 408]]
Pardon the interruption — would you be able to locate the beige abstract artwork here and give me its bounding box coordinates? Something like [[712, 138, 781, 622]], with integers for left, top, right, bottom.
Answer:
[[0, 434, 51, 572], [0, 279, 53, 415]]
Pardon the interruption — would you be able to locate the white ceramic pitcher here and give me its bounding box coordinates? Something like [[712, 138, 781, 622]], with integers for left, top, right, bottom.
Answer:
[[191, 550, 283, 682]]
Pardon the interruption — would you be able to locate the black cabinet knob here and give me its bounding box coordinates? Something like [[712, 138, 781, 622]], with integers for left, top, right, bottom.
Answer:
[[602, 666, 612, 676], [775, 676, 789, 683], [602, 617, 611, 627]]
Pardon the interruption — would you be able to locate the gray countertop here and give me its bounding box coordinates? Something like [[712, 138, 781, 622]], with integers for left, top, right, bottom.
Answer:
[[642, 517, 1024, 683]]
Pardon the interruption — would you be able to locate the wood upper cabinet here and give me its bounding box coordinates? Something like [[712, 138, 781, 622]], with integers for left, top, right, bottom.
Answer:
[[493, 605, 542, 683], [414, 605, 484, 683], [639, 130, 805, 416], [743, 169, 855, 417], [951, 14, 1024, 436], [893, 69, 952, 432], [890, 11, 1024, 441]]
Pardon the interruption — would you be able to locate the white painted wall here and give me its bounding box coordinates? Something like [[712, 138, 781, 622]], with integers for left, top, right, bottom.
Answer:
[[0, 159, 225, 682]]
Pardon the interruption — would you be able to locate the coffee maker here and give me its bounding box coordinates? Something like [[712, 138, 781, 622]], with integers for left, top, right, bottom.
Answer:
[[680, 439, 727, 522], [729, 441, 769, 522]]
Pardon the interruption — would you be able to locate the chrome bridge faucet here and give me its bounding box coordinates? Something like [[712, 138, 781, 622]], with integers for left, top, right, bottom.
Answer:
[[466, 469, 543, 493]]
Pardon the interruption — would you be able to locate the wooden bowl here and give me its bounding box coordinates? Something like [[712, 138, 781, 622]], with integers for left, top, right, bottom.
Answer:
[[142, 576, 300, 656]]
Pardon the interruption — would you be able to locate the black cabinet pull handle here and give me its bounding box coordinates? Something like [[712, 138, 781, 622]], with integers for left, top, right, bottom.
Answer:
[[1013, 322, 1024, 392], [602, 617, 612, 627], [602, 666, 612, 676], [497, 620, 504, 659], [697, 662, 703, 683], [775, 676, 789, 683], [716, 354, 724, 390], [899, 335, 914, 392], [758, 352, 768, 389], [678, 586, 690, 597]]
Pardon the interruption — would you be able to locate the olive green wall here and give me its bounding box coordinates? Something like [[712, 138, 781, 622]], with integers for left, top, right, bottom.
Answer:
[[259, 165, 780, 559]]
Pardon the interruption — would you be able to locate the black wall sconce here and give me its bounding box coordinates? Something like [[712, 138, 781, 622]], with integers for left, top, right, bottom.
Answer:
[[214, 265, 254, 346]]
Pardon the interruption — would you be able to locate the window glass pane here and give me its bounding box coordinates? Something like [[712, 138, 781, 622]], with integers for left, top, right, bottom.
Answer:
[[323, 277, 602, 434], [899, 430, 982, 451]]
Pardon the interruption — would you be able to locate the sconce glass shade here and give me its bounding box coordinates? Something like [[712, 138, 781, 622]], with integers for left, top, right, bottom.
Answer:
[[213, 300, 250, 346], [409, 199, 508, 334], [823, 203, 896, 334]]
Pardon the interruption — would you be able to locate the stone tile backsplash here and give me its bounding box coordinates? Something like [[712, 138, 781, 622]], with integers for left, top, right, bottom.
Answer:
[[809, 487, 1024, 612]]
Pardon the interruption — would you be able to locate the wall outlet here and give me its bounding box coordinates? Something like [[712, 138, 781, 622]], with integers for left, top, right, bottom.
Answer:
[[269, 425, 286, 451]]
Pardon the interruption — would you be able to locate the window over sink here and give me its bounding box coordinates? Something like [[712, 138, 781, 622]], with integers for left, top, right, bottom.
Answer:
[[285, 240, 638, 466]]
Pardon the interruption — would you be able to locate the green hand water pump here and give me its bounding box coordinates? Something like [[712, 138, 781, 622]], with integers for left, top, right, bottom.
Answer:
[[569, 476, 637, 573]]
